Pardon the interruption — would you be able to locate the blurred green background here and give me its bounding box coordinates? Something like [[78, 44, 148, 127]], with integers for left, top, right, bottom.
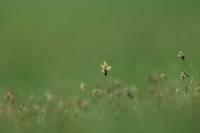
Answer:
[[0, 0, 200, 133], [0, 0, 200, 93]]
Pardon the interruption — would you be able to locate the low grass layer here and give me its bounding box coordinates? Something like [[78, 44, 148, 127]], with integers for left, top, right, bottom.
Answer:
[[1, 76, 200, 133]]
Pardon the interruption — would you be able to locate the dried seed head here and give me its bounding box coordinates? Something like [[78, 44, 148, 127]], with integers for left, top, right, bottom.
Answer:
[[18, 103, 28, 113], [177, 51, 185, 61], [76, 98, 89, 109], [180, 72, 190, 80], [4, 91, 15, 103], [100, 61, 111, 76], [4, 92, 11, 101], [80, 81, 87, 91], [92, 88, 102, 98]]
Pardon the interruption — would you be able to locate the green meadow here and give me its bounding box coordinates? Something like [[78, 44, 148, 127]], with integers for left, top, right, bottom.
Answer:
[[0, 0, 200, 133]]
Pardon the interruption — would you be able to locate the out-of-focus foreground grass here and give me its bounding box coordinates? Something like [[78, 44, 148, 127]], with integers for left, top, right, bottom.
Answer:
[[0, 0, 200, 133], [1, 77, 200, 133]]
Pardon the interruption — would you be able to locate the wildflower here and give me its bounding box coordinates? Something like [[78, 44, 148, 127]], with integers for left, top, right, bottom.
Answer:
[[177, 51, 185, 61], [180, 71, 190, 80], [100, 61, 111, 76], [80, 81, 86, 91], [4, 91, 15, 103], [92, 88, 102, 98]]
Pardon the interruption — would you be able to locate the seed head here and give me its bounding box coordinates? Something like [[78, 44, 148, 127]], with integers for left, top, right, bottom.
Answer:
[[180, 71, 189, 80], [100, 61, 111, 76], [92, 88, 102, 98], [4, 91, 15, 103], [80, 81, 87, 91], [177, 51, 185, 61], [18, 103, 27, 112]]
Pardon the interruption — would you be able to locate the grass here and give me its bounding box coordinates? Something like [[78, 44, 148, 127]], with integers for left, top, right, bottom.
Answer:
[[1, 53, 200, 133], [1, 66, 200, 133], [1, 1, 200, 132]]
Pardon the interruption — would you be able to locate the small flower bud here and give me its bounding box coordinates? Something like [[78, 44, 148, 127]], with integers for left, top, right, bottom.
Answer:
[[177, 51, 185, 61], [100, 61, 111, 76], [180, 72, 189, 80]]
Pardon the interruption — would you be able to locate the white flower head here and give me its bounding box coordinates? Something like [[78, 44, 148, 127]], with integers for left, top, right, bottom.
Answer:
[[180, 71, 189, 80], [100, 61, 111, 76], [177, 51, 185, 61]]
